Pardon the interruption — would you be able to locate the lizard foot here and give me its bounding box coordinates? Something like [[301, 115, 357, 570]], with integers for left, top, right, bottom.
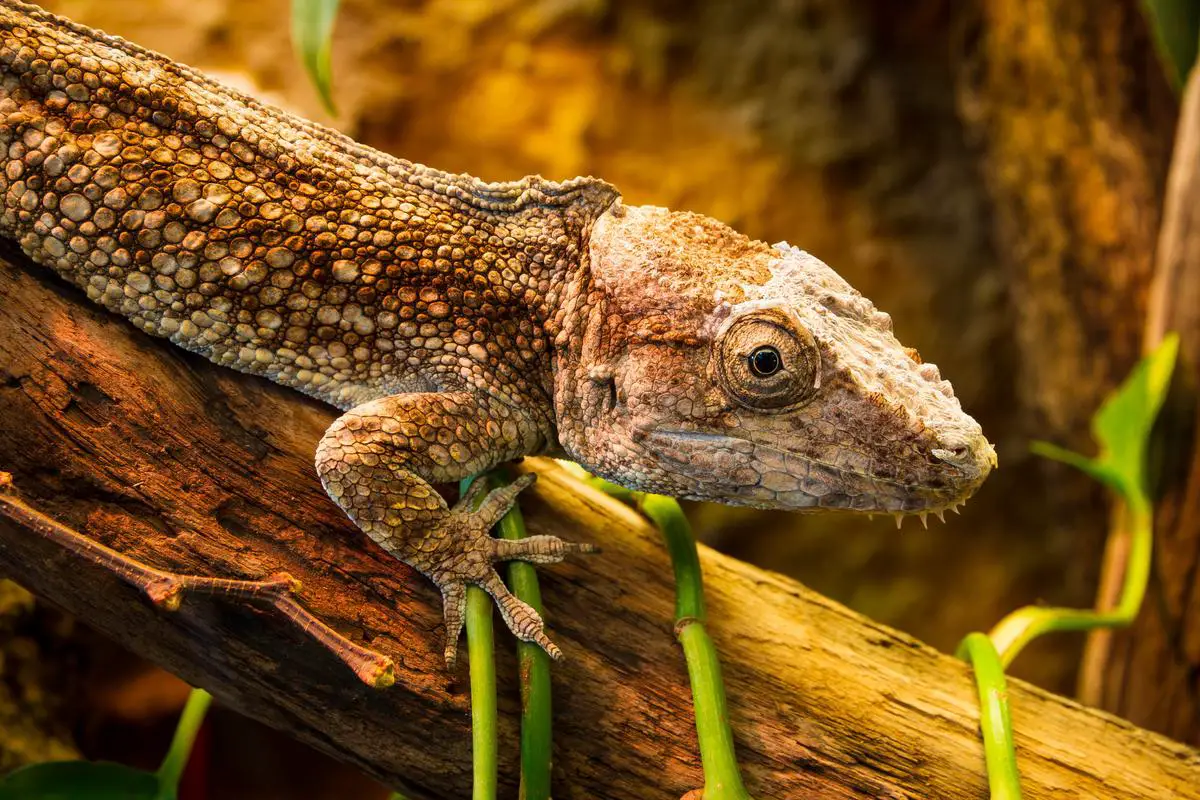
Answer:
[[437, 473, 597, 667]]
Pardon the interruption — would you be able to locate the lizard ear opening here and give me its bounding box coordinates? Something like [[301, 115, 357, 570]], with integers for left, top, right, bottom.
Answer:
[[715, 308, 820, 412], [601, 376, 618, 412]]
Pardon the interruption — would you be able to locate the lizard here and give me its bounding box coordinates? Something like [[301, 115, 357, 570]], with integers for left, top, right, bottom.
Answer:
[[0, 0, 996, 667]]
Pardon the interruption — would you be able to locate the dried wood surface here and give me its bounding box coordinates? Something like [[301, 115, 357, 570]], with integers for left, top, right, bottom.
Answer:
[[1, 248, 1198, 798]]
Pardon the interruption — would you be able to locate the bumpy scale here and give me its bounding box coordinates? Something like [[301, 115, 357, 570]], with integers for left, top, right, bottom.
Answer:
[[0, 0, 996, 664]]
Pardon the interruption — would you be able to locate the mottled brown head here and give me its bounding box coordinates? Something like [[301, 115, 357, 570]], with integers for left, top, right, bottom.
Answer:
[[554, 204, 995, 516]]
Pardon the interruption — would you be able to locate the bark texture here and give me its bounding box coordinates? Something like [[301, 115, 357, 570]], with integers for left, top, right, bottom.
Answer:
[[2, 248, 1200, 798]]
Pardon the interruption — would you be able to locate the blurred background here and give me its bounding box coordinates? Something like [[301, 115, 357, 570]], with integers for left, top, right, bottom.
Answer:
[[0, 0, 1189, 797]]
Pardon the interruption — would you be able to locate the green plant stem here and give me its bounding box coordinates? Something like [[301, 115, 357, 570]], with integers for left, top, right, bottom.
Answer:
[[462, 477, 499, 800], [640, 494, 705, 621], [957, 335, 1176, 800], [956, 635, 1021, 800], [637, 495, 748, 799], [957, 484, 1154, 800], [985, 497, 1151, 665], [466, 585, 498, 800], [154, 688, 212, 800], [493, 468, 553, 800], [586, 478, 752, 799], [678, 622, 746, 796]]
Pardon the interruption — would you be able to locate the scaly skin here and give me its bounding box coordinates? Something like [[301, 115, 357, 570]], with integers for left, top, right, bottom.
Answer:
[[0, 0, 995, 664]]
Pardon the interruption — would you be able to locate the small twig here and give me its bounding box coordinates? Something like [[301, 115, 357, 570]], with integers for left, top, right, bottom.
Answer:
[[0, 472, 394, 688]]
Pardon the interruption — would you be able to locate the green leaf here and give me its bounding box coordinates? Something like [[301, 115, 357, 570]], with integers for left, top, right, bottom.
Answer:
[[1033, 334, 1179, 501], [291, 0, 341, 115], [1140, 0, 1200, 91], [0, 761, 159, 800]]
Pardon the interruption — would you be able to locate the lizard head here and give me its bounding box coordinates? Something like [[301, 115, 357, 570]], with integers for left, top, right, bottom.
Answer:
[[555, 203, 995, 518]]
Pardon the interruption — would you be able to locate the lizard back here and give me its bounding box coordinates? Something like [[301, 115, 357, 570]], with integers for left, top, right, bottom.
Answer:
[[0, 0, 615, 414]]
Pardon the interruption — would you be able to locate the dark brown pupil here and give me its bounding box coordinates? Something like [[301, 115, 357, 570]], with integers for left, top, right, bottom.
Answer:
[[749, 346, 781, 377]]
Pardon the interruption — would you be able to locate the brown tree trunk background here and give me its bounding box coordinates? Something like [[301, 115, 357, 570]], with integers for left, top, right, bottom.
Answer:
[[1077, 60, 1200, 747], [950, 0, 1178, 697]]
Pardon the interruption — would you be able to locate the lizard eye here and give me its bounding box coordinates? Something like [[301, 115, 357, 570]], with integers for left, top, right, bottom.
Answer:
[[716, 309, 820, 411], [749, 346, 781, 377]]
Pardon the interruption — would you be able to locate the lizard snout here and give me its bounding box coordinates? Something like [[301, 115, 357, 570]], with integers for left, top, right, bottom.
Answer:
[[931, 433, 997, 481]]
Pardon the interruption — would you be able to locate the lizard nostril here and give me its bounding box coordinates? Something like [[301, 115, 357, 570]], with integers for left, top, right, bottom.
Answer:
[[931, 442, 969, 463], [931, 435, 997, 476], [932, 439, 974, 467]]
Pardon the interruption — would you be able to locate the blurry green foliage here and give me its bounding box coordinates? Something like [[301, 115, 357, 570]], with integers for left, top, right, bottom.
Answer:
[[1140, 0, 1200, 91], [291, 0, 340, 115], [0, 689, 211, 800], [1032, 333, 1179, 504], [0, 761, 158, 800]]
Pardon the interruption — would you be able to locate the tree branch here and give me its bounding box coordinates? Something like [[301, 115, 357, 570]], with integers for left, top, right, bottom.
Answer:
[[0, 248, 1197, 798]]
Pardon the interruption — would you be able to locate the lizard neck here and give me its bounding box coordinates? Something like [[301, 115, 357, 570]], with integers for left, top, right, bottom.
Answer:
[[489, 178, 617, 450], [547, 201, 631, 462], [437, 173, 618, 447], [503, 176, 619, 335]]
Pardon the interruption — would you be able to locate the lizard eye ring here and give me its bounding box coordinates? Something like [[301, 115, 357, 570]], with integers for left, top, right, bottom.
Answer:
[[716, 309, 820, 411]]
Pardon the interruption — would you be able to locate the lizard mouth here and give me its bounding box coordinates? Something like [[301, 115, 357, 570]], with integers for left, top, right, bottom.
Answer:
[[642, 427, 987, 515]]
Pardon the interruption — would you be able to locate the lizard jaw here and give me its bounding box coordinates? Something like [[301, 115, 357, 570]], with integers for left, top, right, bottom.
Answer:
[[642, 428, 994, 515]]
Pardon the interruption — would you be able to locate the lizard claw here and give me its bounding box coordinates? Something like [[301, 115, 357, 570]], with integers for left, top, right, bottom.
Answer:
[[440, 569, 565, 667], [452, 475, 495, 514], [480, 570, 563, 660], [473, 472, 537, 527], [435, 472, 595, 665]]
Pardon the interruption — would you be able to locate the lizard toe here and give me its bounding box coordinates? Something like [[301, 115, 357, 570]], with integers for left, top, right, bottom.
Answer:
[[479, 570, 562, 659], [440, 581, 467, 669], [473, 473, 537, 529], [491, 534, 599, 564]]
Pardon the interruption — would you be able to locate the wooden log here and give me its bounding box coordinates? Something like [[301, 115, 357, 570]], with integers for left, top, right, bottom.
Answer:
[[0, 248, 1198, 798]]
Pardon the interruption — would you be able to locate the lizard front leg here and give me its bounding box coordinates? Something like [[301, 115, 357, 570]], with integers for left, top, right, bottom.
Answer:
[[315, 391, 594, 666]]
